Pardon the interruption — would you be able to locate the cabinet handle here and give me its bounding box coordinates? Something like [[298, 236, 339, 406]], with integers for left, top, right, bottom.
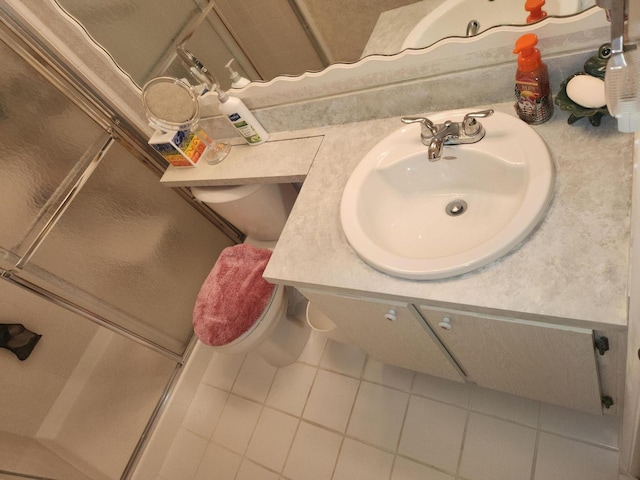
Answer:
[[438, 317, 452, 330], [384, 309, 397, 321]]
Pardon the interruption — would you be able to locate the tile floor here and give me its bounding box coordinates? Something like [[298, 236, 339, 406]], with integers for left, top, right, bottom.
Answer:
[[155, 331, 620, 480]]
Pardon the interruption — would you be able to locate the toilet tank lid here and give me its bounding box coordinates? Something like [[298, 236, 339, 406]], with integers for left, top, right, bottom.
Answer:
[[191, 184, 263, 203]]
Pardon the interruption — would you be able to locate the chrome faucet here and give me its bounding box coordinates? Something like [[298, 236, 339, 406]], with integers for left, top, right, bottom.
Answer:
[[466, 20, 480, 36], [401, 109, 494, 161]]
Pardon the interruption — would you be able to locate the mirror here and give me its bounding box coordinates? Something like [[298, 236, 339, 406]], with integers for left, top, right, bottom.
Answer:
[[53, 0, 596, 91]]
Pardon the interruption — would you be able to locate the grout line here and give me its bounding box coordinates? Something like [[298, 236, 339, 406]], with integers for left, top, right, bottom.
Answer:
[[387, 383, 413, 480], [530, 401, 543, 480], [278, 361, 321, 478], [155, 336, 623, 480], [455, 397, 473, 479]]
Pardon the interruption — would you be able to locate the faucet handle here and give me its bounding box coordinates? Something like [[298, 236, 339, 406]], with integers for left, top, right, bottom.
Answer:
[[462, 109, 494, 136], [401, 116, 438, 137]]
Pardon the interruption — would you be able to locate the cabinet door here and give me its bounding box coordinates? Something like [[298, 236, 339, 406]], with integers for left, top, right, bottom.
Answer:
[[420, 307, 603, 414], [301, 290, 463, 382]]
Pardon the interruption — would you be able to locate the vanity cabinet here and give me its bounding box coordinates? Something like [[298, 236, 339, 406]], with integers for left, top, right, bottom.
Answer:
[[299, 289, 611, 414], [419, 307, 604, 414], [300, 290, 463, 382]]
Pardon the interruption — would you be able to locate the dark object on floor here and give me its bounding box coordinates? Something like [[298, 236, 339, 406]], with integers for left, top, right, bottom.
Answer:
[[0, 323, 42, 361]]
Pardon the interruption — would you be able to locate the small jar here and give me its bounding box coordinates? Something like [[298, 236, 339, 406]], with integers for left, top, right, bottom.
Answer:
[[142, 77, 230, 167]]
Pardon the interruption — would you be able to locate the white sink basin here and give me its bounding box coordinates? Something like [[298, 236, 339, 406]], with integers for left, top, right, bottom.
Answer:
[[401, 0, 582, 50], [340, 109, 555, 280]]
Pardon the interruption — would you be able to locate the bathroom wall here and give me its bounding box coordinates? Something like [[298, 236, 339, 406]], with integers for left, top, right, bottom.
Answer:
[[214, 0, 425, 80], [296, 0, 429, 62]]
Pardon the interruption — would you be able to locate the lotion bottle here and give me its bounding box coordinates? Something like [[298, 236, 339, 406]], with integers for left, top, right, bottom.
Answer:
[[215, 87, 269, 145], [513, 33, 553, 124], [225, 59, 251, 88]]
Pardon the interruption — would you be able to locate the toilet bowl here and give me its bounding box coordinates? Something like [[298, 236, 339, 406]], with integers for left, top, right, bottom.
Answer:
[[191, 184, 309, 367]]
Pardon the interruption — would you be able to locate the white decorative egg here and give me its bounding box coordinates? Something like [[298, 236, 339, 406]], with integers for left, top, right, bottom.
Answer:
[[566, 75, 606, 109]]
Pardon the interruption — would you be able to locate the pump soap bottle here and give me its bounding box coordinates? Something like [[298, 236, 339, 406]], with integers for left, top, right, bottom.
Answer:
[[513, 33, 553, 124], [525, 0, 547, 23], [225, 59, 251, 89], [215, 87, 269, 145]]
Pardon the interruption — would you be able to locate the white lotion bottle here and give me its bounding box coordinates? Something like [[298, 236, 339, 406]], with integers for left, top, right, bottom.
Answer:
[[225, 59, 251, 89], [216, 87, 269, 145]]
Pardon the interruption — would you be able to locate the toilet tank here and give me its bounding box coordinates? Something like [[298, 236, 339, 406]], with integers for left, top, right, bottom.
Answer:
[[191, 183, 297, 241]]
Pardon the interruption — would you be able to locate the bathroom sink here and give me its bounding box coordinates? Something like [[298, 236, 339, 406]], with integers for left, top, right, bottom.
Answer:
[[401, 0, 581, 50], [340, 109, 554, 280]]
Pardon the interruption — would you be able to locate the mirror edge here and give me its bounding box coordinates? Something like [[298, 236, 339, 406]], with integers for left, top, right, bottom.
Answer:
[[234, 7, 609, 110]]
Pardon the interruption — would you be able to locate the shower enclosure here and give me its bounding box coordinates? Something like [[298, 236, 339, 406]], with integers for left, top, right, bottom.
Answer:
[[0, 4, 235, 479]]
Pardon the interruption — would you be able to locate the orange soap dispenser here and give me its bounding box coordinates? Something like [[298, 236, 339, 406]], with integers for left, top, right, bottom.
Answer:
[[525, 0, 547, 23], [513, 33, 553, 124]]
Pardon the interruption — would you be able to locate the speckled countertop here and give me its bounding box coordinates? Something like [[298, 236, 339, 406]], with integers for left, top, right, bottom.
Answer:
[[260, 102, 634, 330]]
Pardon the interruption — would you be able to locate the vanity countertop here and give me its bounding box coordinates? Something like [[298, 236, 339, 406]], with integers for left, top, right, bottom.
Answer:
[[262, 102, 634, 329], [160, 133, 323, 186]]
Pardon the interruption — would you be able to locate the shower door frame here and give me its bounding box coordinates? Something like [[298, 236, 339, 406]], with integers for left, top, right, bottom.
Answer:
[[0, 5, 237, 478]]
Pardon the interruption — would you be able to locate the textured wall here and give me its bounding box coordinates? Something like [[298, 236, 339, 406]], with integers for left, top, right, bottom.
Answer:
[[296, 0, 425, 63]]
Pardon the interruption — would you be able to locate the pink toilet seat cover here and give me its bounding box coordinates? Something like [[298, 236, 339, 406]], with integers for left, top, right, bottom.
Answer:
[[193, 244, 275, 346]]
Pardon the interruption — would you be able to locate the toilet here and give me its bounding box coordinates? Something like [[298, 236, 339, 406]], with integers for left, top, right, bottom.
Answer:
[[191, 183, 298, 244], [191, 183, 309, 367]]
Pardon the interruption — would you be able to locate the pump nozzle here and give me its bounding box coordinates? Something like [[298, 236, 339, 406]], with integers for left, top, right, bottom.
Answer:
[[225, 59, 251, 88], [513, 33, 542, 72], [525, 0, 547, 23]]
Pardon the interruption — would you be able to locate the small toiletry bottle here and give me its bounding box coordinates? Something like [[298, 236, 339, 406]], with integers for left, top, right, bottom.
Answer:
[[215, 87, 269, 145], [225, 59, 251, 89], [513, 33, 553, 124], [524, 0, 547, 23]]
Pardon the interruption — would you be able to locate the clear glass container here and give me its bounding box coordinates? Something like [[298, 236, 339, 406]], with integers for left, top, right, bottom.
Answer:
[[141, 77, 230, 166]]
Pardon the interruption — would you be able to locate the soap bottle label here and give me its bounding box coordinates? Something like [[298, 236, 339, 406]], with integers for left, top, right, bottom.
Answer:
[[228, 113, 264, 144], [514, 80, 553, 124]]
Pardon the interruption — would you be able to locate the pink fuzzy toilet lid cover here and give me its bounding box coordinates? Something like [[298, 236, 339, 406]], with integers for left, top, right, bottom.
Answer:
[[193, 244, 276, 346]]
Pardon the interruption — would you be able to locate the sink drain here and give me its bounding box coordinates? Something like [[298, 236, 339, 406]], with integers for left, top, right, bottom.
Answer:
[[446, 199, 467, 217]]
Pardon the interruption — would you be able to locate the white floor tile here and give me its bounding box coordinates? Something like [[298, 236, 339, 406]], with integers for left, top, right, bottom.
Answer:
[[232, 353, 277, 403], [283, 422, 342, 480], [471, 386, 540, 427], [201, 352, 245, 391], [540, 403, 619, 449], [303, 370, 359, 432], [266, 362, 317, 416], [297, 330, 328, 365], [535, 433, 619, 480], [236, 459, 279, 480], [193, 443, 241, 480], [319, 340, 367, 378], [347, 381, 409, 451], [459, 413, 536, 480], [412, 373, 473, 407], [363, 357, 415, 391], [391, 457, 455, 480], [398, 395, 467, 473], [158, 428, 208, 480], [211, 395, 262, 454], [182, 384, 228, 439], [333, 438, 394, 480], [246, 408, 298, 472]]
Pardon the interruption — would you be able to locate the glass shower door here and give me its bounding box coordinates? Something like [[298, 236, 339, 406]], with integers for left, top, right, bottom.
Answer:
[[20, 140, 233, 355], [0, 23, 233, 358]]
